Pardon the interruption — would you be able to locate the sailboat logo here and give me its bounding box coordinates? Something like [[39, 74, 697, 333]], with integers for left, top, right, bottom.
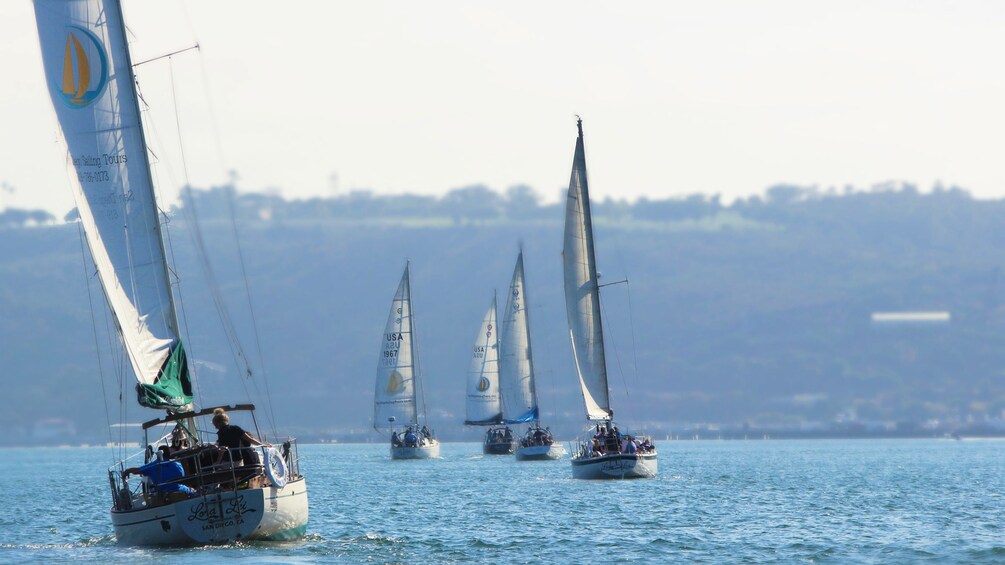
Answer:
[[386, 370, 406, 394], [55, 26, 109, 109], [477, 376, 491, 392]]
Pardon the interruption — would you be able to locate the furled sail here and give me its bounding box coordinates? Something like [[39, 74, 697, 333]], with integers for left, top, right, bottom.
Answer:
[[562, 119, 611, 421], [34, 0, 191, 410], [465, 297, 502, 425], [374, 265, 418, 430], [499, 251, 539, 423]]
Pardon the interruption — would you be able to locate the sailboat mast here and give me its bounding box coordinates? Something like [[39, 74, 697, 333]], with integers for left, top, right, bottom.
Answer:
[[575, 118, 607, 375], [563, 117, 612, 421], [113, 1, 184, 345], [406, 261, 425, 428], [112, 2, 197, 441], [518, 248, 540, 425]]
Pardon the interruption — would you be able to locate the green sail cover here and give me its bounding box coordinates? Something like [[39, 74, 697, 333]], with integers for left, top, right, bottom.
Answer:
[[137, 342, 193, 409]]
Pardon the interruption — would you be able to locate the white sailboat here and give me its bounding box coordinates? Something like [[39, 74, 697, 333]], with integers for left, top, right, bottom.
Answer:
[[500, 250, 563, 461], [375, 262, 441, 459], [563, 119, 657, 479], [32, 0, 308, 543], [465, 295, 514, 454]]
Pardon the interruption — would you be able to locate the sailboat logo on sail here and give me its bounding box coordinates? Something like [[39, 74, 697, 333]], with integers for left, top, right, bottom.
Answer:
[[477, 376, 491, 392], [386, 370, 406, 394], [54, 26, 109, 109]]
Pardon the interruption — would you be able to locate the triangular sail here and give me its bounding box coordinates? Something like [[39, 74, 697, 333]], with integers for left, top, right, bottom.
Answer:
[[465, 297, 502, 425], [499, 251, 539, 423], [374, 265, 418, 431], [33, 0, 191, 410], [562, 119, 611, 421]]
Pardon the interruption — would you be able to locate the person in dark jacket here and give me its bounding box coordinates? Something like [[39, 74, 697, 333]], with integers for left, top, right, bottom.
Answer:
[[212, 408, 267, 466]]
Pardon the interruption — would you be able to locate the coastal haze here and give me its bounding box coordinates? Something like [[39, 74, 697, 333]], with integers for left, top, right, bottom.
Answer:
[[3, 184, 1005, 445]]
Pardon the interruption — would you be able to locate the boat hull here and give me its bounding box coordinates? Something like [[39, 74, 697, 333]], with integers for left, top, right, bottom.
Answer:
[[515, 443, 564, 461], [483, 438, 515, 455], [111, 477, 308, 545], [570, 452, 657, 479], [391, 440, 440, 459]]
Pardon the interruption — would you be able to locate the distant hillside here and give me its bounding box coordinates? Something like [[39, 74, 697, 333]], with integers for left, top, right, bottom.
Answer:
[[4, 183, 1005, 444]]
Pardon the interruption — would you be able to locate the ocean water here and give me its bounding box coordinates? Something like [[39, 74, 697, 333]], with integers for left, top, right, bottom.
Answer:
[[1, 439, 1003, 563]]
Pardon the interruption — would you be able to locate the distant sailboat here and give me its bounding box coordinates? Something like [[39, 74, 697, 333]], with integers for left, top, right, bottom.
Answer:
[[375, 262, 440, 459], [500, 250, 563, 460], [465, 295, 514, 454], [33, 0, 308, 543], [563, 118, 657, 479]]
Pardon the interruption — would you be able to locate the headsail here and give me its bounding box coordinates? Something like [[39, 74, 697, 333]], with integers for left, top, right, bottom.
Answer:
[[499, 251, 539, 423], [562, 119, 611, 421], [465, 297, 502, 425], [34, 0, 192, 410], [374, 265, 418, 430]]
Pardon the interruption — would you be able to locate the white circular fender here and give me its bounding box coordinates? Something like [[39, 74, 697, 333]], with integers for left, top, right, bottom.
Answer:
[[263, 446, 288, 488]]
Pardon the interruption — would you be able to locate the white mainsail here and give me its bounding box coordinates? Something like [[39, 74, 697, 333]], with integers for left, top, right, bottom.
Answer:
[[34, 0, 190, 409], [499, 251, 539, 423], [562, 118, 611, 421], [465, 297, 502, 425], [374, 264, 418, 430]]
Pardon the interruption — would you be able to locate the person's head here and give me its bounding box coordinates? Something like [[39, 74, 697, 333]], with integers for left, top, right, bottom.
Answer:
[[212, 408, 230, 429]]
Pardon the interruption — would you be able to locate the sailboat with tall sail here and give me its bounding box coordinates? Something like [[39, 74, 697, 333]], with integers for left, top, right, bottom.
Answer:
[[32, 0, 308, 543], [500, 250, 563, 461], [465, 295, 514, 454], [375, 262, 441, 459], [563, 118, 657, 479]]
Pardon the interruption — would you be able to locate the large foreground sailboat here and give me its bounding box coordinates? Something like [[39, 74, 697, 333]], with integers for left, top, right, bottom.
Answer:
[[375, 263, 441, 459], [563, 119, 657, 479], [33, 0, 308, 543], [465, 296, 515, 454], [500, 250, 563, 461]]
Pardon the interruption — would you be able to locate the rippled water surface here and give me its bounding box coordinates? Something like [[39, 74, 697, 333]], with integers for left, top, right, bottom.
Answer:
[[2, 440, 1004, 563]]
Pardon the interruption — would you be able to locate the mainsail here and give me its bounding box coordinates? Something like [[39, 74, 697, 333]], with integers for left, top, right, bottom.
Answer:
[[499, 251, 539, 423], [34, 0, 191, 410], [374, 265, 418, 430], [465, 297, 502, 425], [562, 119, 611, 421]]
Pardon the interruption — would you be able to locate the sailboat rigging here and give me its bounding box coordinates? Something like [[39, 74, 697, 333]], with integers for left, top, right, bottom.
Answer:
[[499, 249, 563, 460], [375, 262, 441, 459], [33, 0, 308, 543], [563, 118, 657, 479], [465, 293, 514, 454]]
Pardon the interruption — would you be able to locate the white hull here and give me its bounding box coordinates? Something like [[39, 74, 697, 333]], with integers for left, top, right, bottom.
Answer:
[[111, 477, 308, 545], [391, 440, 440, 459], [570, 453, 658, 479], [515, 443, 565, 461]]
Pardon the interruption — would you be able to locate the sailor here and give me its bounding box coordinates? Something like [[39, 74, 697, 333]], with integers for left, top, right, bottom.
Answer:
[[122, 447, 195, 496]]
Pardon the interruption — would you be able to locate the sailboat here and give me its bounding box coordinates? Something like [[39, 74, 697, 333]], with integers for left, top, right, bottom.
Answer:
[[465, 295, 514, 454], [375, 262, 441, 459], [32, 0, 308, 543], [563, 118, 657, 479], [500, 250, 563, 461]]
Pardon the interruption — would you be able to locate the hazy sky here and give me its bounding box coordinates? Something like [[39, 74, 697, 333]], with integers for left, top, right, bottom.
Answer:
[[3, 0, 1004, 214]]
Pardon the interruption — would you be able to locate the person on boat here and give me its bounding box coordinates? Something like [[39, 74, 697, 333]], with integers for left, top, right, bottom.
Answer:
[[403, 427, 418, 447], [122, 447, 195, 496], [623, 435, 638, 454], [212, 408, 266, 466], [391, 431, 401, 447], [504, 427, 512, 440], [605, 427, 620, 453], [421, 424, 430, 438]]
